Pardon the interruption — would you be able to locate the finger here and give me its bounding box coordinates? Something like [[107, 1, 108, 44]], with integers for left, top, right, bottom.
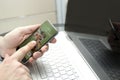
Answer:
[[33, 51, 43, 59], [28, 51, 43, 63], [5, 24, 40, 37], [22, 70, 32, 80], [19, 24, 41, 44], [28, 57, 36, 63], [22, 65, 30, 73], [18, 24, 40, 35], [50, 38, 56, 43], [40, 44, 49, 53], [11, 41, 36, 62], [26, 73, 32, 80]]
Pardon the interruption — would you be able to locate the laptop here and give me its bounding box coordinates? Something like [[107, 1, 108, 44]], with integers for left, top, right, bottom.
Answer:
[[25, 0, 120, 80], [28, 0, 120, 80], [64, 0, 120, 80]]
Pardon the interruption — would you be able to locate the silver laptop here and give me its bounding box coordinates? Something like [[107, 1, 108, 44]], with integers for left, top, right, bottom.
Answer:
[[63, 0, 120, 80], [28, 0, 120, 80]]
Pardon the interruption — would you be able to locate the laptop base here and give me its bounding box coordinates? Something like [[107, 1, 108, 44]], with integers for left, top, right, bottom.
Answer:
[[67, 32, 120, 80]]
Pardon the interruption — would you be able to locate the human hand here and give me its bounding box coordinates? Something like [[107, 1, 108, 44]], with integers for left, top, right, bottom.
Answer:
[[0, 41, 36, 80], [0, 25, 56, 63]]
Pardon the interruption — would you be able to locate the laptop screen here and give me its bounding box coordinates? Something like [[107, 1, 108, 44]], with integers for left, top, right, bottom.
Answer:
[[65, 0, 120, 36]]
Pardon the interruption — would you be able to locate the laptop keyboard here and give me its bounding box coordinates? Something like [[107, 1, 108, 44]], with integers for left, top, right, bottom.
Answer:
[[28, 43, 80, 80], [79, 38, 120, 80]]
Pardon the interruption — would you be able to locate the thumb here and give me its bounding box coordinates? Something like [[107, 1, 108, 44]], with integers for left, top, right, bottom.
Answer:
[[19, 24, 40, 35], [11, 41, 36, 62]]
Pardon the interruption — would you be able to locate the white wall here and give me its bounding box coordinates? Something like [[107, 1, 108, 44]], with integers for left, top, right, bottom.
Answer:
[[0, 0, 56, 19], [0, 0, 57, 34]]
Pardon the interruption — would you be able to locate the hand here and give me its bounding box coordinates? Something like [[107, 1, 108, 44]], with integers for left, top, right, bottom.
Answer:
[[0, 41, 36, 80], [0, 24, 56, 63]]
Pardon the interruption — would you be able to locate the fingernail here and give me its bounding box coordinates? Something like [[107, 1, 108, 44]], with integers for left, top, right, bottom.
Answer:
[[31, 41, 36, 45]]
